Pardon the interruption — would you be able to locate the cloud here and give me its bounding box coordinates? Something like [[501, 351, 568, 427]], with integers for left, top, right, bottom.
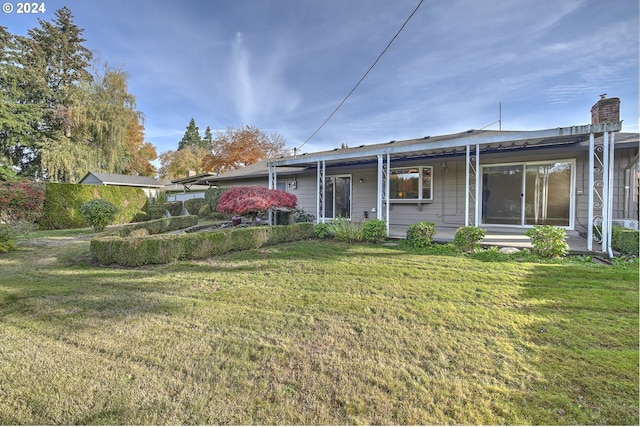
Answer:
[[228, 31, 301, 125], [230, 32, 255, 123]]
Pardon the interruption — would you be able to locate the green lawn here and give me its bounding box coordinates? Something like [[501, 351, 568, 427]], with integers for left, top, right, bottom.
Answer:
[[0, 230, 637, 425]]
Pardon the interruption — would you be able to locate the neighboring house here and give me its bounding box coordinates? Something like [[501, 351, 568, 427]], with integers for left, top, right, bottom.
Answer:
[[79, 172, 167, 200], [166, 172, 215, 202], [199, 96, 639, 255]]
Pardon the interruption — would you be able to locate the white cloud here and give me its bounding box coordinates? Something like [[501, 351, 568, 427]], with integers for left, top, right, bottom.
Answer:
[[227, 31, 301, 126]]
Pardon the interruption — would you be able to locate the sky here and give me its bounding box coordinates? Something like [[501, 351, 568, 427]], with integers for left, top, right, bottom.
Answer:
[[3, 0, 638, 157]]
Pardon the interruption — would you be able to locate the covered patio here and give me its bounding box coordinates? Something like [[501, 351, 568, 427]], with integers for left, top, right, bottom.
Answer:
[[268, 122, 624, 256]]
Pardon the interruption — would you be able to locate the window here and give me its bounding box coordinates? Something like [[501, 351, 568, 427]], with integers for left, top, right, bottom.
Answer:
[[389, 166, 432, 200]]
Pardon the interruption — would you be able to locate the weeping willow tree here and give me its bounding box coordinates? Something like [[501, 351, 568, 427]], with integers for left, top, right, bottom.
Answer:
[[40, 136, 93, 182], [72, 64, 141, 175]]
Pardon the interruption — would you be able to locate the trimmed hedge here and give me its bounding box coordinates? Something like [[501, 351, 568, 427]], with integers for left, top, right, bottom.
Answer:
[[164, 201, 183, 216], [90, 221, 314, 266], [612, 225, 639, 256], [40, 183, 147, 230], [97, 215, 199, 238], [184, 198, 206, 216]]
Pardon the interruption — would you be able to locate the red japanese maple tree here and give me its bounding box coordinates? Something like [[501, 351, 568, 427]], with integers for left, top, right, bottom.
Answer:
[[217, 186, 297, 225]]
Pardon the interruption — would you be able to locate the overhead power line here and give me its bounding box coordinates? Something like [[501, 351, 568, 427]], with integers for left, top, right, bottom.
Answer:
[[296, 0, 424, 152]]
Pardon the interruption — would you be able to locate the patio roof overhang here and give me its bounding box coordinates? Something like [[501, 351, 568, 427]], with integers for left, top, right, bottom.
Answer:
[[267, 122, 623, 168]]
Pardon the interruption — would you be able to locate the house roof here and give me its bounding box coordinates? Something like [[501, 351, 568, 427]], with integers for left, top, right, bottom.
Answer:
[[80, 172, 168, 188], [195, 123, 636, 183], [171, 172, 218, 185], [197, 160, 308, 184], [269, 122, 628, 168]]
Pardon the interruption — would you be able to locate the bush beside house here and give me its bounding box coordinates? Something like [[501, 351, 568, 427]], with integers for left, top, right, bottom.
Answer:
[[40, 183, 147, 229], [612, 225, 639, 256], [217, 186, 297, 225]]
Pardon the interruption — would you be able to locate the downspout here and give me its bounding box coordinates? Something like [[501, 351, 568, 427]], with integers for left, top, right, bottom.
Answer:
[[623, 153, 639, 219]]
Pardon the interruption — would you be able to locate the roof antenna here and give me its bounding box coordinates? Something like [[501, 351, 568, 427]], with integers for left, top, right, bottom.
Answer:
[[499, 101, 502, 131]]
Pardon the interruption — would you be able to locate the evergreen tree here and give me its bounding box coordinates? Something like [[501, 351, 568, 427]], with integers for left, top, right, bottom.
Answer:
[[178, 118, 203, 150], [1, 8, 153, 182], [203, 126, 213, 150], [0, 26, 44, 176], [4, 7, 94, 179], [25, 6, 93, 102]]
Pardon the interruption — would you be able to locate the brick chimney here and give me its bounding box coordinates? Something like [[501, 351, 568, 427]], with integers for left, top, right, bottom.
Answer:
[[590, 94, 620, 124]]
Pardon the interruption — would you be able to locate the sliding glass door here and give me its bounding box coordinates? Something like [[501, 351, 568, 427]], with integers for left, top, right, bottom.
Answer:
[[482, 160, 573, 227], [324, 175, 351, 219], [482, 164, 523, 225], [524, 162, 572, 226]]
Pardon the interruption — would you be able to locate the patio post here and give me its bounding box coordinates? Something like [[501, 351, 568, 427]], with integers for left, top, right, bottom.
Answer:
[[602, 131, 610, 253], [606, 131, 615, 257], [465, 145, 470, 226], [377, 154, 383, 221], [385, 153, 390, 237], [268, 163, 277, 225], [465, 144, 480, 226], [475, 143, 480, 226], [317, 160, 326, 224], [587, 131, 594, 251]]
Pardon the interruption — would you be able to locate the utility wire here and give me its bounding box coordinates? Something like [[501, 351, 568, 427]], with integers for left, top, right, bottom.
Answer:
[[296, 0, 424, 152]]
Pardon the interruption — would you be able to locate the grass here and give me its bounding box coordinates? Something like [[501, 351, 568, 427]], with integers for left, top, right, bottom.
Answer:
[[0, 230, 637, 425]]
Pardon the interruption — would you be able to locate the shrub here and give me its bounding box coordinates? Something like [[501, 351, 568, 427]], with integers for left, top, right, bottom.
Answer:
[[90, 222, 314, 266], [314, 222, 331, 238], [198, 204, 212, 218], [217, 186, 297, 224], [204, 187, 228, 212], [329, 217, 363, 242], [40, 183, 147, 229], [132, 212, 150, 223], [0, 224, 17, 253], [611, 225, 639, 256], [362, 219, 387, 243], [146, 204, 167, 219], [184, 198, 206, 216], [164, 201, 183, 216], [143, 192, 168, 220], [0, 180, 46, 225], [406, 222, 436, 248], [80, 199, 120, 232], [292, 207, 315, 223], [99, 215, 198, 238], [525, 225, 569, 258], [453, 226, 486, 252]]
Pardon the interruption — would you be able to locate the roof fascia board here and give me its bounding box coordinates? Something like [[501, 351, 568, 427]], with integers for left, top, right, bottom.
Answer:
[[98, 181, 163, 188], [269, 122, 622, 167]]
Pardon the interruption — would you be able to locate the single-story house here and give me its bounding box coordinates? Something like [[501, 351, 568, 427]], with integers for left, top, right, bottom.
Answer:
[[198, 96, 639, 255], [79, 171, 168, 200]]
